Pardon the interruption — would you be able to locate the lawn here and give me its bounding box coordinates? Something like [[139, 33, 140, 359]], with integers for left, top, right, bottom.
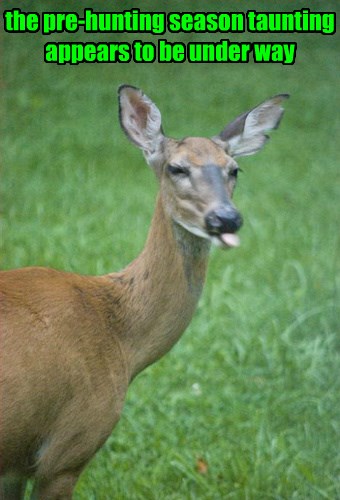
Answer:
[[2, 0, 340, 498]]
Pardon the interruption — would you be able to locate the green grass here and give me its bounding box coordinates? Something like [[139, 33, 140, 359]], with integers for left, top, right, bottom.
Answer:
[[2, 0, 340, 498]]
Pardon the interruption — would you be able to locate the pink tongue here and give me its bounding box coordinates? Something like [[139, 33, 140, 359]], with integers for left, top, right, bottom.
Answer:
[[220, 233, 240, 248]]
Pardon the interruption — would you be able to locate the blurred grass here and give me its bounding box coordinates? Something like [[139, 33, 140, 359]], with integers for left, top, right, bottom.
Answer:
[[2, 0, 340, 498]]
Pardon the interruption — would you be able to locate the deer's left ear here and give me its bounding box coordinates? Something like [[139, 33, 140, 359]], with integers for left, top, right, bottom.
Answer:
[[213, 94, 289, 158], [118, 85, 165, 163]]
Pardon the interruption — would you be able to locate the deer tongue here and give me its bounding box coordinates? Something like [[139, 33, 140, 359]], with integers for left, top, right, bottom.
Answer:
[[220, 233, 240, 248]]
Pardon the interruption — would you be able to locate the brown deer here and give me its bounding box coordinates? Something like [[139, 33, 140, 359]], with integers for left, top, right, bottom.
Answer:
[[0, 85, 288, 499]]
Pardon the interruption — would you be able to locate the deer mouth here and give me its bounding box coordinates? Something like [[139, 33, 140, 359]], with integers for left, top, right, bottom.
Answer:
[[174, 219, 241, 249]]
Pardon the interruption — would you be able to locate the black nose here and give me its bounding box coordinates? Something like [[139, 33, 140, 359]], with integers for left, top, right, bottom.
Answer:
[[205, 206, 243, 235]]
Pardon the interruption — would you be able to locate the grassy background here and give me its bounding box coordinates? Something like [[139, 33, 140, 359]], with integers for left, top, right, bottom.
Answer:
[[2, 0, 340, 498]]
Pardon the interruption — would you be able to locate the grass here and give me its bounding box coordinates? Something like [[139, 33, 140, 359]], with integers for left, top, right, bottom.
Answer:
[[2, 0, 340, 498]]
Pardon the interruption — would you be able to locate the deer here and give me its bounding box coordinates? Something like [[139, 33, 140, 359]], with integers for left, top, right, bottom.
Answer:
[[0, 85, 288, 499]]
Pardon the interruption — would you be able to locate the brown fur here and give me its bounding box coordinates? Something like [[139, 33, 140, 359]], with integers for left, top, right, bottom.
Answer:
[[0, 86, 287, 498]]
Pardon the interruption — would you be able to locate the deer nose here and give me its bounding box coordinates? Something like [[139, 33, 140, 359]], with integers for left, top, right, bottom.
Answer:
[[205, 206, 243, 235]]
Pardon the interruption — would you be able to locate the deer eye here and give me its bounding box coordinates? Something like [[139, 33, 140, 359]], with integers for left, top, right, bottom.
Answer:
[[167, 165, 190, 177], [230, 167, 242, 179]]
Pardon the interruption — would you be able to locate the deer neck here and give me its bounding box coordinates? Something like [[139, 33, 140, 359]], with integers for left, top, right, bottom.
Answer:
[[111, 194, 211, 378]]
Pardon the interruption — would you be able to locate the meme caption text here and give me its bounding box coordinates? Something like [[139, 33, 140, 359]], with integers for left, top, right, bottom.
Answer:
[[3, 8, 336, 65]]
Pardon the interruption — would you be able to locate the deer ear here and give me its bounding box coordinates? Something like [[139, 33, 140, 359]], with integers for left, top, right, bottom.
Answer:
[[118, 85, 164, 162], [213, 94, 289, 158]]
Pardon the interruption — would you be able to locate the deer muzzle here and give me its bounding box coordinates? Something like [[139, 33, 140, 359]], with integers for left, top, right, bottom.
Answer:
[[204, 206, 243, 248]]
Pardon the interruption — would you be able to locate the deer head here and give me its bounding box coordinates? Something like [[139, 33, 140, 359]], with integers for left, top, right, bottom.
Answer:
[[119, 85, 288, 248]]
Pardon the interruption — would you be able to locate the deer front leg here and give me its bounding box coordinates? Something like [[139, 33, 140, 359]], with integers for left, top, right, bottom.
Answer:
[[0, 476, 27, 500], [30, 471, 82, 500]]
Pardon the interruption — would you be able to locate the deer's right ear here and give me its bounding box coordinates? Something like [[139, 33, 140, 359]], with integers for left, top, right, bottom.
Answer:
[[118, 85, 164, 163]]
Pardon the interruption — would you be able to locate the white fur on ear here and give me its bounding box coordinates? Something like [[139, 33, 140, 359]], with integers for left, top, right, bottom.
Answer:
[[214, 94, 289, 157], [118, 85, 164, 158]]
